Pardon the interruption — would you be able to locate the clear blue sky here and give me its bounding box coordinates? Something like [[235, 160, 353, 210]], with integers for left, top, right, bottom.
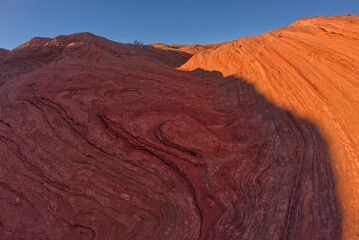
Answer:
[[0, 0, 358, 50]]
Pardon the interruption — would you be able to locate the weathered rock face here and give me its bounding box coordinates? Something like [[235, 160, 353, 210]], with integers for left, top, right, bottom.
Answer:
[[0, 33, 191, 86], [0, 17, 346, 239], [180, 14, 359, 240]]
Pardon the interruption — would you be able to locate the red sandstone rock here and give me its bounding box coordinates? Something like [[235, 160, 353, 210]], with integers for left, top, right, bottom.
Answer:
[[0, 33, 191, 86], [180, 14, 359, 239], [0, 17, 346, 239]]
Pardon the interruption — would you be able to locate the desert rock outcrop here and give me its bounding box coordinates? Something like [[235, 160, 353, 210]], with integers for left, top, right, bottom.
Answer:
[[0, 15, 354, 239], [180, 14, 359, 239]]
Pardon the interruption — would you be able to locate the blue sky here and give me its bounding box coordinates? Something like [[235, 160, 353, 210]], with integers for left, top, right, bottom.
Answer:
[[0, 0, 358, 50]]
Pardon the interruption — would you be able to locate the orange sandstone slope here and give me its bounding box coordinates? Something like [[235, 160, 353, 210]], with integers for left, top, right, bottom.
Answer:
[[180, 14, 359, 239]]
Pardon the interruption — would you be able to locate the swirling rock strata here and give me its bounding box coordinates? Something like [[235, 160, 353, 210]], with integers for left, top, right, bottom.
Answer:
[[180, 14, 359, 239], [0, 19, 342, 239], [0, 32, 191, 86]]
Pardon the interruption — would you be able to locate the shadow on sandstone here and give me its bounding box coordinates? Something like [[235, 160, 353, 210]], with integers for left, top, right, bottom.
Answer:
[[182, 67, 341, 240]]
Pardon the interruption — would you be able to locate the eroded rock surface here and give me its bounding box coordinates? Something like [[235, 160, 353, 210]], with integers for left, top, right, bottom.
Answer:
[[0, 32, 190, 86], [180, 14, 359, 239], [0, 17, 345, 239]]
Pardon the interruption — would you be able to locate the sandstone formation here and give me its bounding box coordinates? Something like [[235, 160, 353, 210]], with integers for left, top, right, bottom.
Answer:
[[0, 33, 191, 86], [1, 15, 355, 239], [151, 43, 216, 55], [180, 14, 359, 240]]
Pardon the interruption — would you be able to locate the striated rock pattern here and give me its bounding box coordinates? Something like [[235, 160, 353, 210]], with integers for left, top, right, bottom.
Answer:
[[0, 33, 191, 86], [180, 14, 359, 240], [0, 18, 345, 239]]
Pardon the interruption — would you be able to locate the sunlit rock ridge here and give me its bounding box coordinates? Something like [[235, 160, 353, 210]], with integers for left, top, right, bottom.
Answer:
[[0, 14, 357, 239], [180, 14, 359, 240]]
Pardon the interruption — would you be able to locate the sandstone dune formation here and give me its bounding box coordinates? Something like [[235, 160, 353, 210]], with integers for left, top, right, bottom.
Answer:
[[0, 14, 357, 239]]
